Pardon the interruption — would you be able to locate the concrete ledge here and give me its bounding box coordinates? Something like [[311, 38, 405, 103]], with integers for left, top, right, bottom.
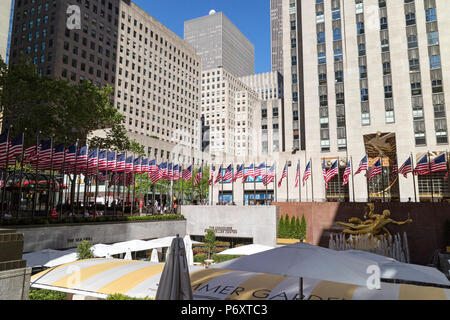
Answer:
[[0, 267, 31, 300], [16, 220, 187, 252]]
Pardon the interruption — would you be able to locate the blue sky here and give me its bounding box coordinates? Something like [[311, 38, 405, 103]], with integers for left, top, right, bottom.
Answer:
[[133, 0, 271, 74]]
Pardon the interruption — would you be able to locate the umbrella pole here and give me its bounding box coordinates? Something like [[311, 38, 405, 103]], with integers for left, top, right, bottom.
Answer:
[[299, 277, 304, 300]]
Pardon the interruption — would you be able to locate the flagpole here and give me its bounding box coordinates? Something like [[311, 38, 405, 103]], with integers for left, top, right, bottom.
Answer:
[[253, 162, 256, 206], [447, 151, 450, 200], [380, 156, 385, 203], [350, 157, 355, 203], [242, 164, 245, 206], [122, 153, 127, 216], [366, 156, 370, 203], [274, 163, 277, 203], [17, 132, 25, 218], [83, 146, 89, 214], [305, 154, 308, 202], [298, 159, 301, 202], [59, 139, 67, 219], [94, 151, 99, 216], [221, 163, 224, 205], [337, 157, 341, 202], [311, 158, 315, 203], [265, 161, 268, 206], [32, 132, 41, 220], [232, 165, 235, 205], [428, 151, 434, 202], [1, 126, 12, 217], [45, 138, 54, 218], [286, 162, 289, 203]]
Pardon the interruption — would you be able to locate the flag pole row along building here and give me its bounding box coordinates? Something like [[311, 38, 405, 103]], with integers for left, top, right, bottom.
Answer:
[[5, 0, 450, 204]]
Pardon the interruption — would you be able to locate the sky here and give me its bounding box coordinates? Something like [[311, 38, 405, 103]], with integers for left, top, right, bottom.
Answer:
[[132, 0, 271, 74]]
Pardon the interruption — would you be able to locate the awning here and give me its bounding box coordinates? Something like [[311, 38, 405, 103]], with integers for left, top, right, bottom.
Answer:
[[190, 269, 450, 300], [23, 249, 78, 268], [30, 259, 202, 299]]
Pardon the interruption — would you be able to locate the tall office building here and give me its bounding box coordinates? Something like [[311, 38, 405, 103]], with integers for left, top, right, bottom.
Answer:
[[0, 0, 14, 63], [8, 0, 206, 166], [277, 0, 450, 203], [201, 67, 259, 163], [270, 0, 284, 75], [240, 71, 285, 155], [184, 11, 255, 78]]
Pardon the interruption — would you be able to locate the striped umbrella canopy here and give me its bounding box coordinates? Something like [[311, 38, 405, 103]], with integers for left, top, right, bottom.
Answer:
[[190, 269, 450, 301]]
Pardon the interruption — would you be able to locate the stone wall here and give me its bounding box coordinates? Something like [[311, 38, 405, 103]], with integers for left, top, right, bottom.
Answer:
[[15, 220, 187, 253], [274, 202, 450, 265], [181, 206, 279, 247]]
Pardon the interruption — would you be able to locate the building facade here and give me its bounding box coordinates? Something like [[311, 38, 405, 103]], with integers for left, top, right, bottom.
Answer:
[[240, 71, 285, 156], [184, 11, 255, 78]]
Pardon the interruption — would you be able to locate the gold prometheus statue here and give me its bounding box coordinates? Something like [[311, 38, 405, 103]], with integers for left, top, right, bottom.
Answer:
[[337, 203, 413, 237]]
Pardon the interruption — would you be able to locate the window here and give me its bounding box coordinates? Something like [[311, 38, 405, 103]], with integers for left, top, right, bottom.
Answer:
[[405, 13, 416, 26], [427, 31, 439, 46], [430, 55, 441, 70], [425, 8, 437, 22], [318, 52, 326, 64], [317, 32, 325, 44], [407, 35, 418, 49], [357, 22, 364, 35], [333, 29, 342, 41], [380, 17, 388, 30]]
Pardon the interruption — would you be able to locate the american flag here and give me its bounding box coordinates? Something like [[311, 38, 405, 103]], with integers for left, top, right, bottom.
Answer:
[[149, 159, 158, 181], [98, 150, 108, 171], [278, 163, 287, 188], [24, 145, 39, 163], [214, 165, 223, 184], [141, 158, 149, 174], [76, 146, 89, 171], [65, 144, 78, 168], [295, 162, 300, 188], [194, 166, 202, 186], [322, 160, 327, 183], [431, 153, 447, 173], [167, 163, 174, 181], [52, 144, 66, 167], [414, 154, 430, 176], [133, 157, 142, 174], [107, 151, 117, 172], [159, 162, 168, 180], [255, 162, 266, 178], [7, 134, 23, 163], [303, 161, 311, 186], [115, 153, 126, 172], [263, 163, 276, 186], [183, 165, 193, 181], [392, 160, 398, 176], [355, 155, 368, 175], [173, 164, 181, 181], [39, 140, 53, 162], [209, 165, 215, 185], [324, 161, 339, 189], [0, 132, 9, 164], [243, 163, 254, 183], [368, 158, 382, 180], [87, 148, 98, 174], [234, 164, 244, 182], [223, 165, 233, 182], [444, 171, 449, 182], [342, 160, 352, 186], [399, 156, 413, 178], [125, 155, 134, 174], [97, 171, 109, 182]]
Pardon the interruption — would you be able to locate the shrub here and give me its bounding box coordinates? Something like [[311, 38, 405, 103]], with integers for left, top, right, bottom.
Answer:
[[77, 240, 94, 260], [29, 289, 66, 300], [194, 254, 207, 264], [299, 215, 307, 240], [212, 254, 242, 263]]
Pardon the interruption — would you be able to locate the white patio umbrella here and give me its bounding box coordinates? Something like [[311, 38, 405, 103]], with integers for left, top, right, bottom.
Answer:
[[44, 252, 78, 268], [218, 244, 275, 256], [344, 250, 450, 287], [24, 249, 77, 268], [213, 243, 380, 300], [183, 235, 194, 266], [150, 249, 159, 263]]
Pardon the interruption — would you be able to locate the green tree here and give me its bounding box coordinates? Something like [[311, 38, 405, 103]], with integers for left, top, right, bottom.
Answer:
[[77, 241, 94, 260], [299, 215, 307, 241], [294, 216, 301, 239], [204, 229, 216, 260], [278, 215, 285, 238], [289, 216, 297, 239]]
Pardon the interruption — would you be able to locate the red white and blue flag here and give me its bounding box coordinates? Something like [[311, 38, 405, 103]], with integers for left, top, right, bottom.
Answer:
[[194, 167, 202, 186], [263, 163, 276, 186], [125, 156, 134, 174], [322, 160, 327, 183], [223, 165, 233, 182], [52, 144, 66, 167], [76, 146, 89, 170], [414, 154, 430, 176], [173, 164, 181, 181], [243, 163, 254, 182], [278, 163, 288, 188], [255, 162, 266, 178], [148, 159, 158, 179], [114, 153, 126, 172], [325, 161, 339, 189], [355, 155, 368, 175], [107, 151, 117, 172], [431, 153, 447, 173], [133, 157, 142, 174], [368, 158, 382, 180], [141, 158, 149, 173], [234, 164, 244, 182], [0, 132, 9, 164], [214, 165, 223, 184], [98, 150, 108, 171], [7, 134, 23, 163], [209, 166, 215, 185], [167, 163, 174, 181], [342, 160, 352, 187], [303, 161, 311, 186], [295, 162, 300, 188], [183, 165, 193, 182], [399, 156, 413, 178]]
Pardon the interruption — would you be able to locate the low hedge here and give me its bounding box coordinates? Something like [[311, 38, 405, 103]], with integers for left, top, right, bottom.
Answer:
[[194, 254, 207, 264], [211, 254, 242, 263], [29, 289, 67, 301], [106, 294, 153, 300], [0, 214, 184, 227]]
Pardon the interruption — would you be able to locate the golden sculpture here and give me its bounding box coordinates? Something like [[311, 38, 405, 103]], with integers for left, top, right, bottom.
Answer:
[[337, 204, 413, 237]]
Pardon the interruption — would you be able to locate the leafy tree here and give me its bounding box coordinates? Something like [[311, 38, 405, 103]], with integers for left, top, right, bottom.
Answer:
[[77, 240, 94, 260], [278, 215, 285, 238], [299, 215, 307, 241], [204, 229, 216, 260]]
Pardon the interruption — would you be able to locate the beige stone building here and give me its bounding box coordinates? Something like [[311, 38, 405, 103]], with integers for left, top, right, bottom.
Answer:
[[0, 0, 12, 62], [115, 1, 205, 165]]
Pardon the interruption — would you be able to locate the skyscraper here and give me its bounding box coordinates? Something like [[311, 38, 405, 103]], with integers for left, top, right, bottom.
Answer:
[[270, 0, 284, 75], [0, 0, 14, 63], [184, 11, 255, 78]]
